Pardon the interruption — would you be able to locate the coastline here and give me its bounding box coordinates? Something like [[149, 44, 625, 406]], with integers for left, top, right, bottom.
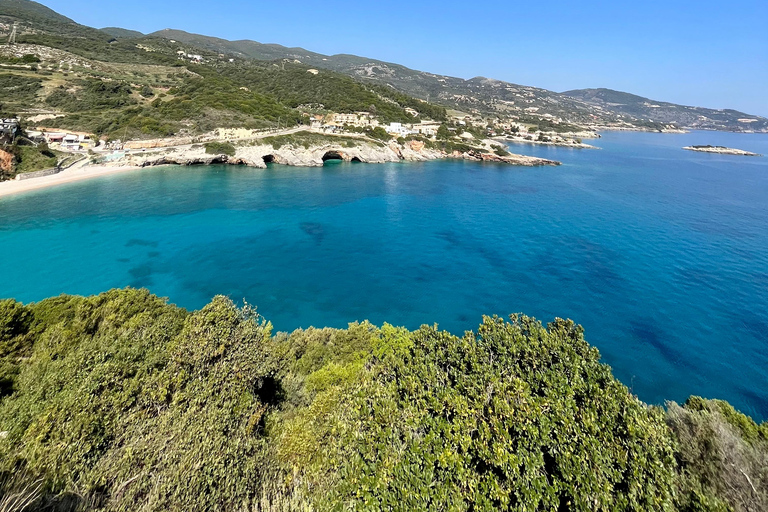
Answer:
[[0, 135, 561, 199], [0, 164, 140, 199]]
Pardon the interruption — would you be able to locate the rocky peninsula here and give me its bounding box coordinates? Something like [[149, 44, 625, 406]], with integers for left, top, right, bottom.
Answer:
[[683, 145, 762, 156], [97, 133, 560, 169], [0, 132, 560, 198]]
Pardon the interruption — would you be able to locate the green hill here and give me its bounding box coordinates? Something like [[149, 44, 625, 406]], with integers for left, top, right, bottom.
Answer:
[[149, 28, 330, 62], [2, 0, 766, 132], [0, 1, 446, 140], [0, 0, 75, 24], [145, 30, 768, 132], [100, 26, 144, 39]]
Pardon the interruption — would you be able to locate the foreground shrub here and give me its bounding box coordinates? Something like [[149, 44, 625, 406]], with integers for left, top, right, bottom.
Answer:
[[311, 316, 677, 510], [667, 397, 768, 512], [0, 289, 765, 511]]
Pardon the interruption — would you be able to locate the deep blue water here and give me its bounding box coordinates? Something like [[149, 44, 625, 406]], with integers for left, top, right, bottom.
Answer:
[[1, 131, 767, 419]]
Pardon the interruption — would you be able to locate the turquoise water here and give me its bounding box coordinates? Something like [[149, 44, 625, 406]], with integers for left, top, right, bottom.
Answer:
[[1, 131, 767, 419]]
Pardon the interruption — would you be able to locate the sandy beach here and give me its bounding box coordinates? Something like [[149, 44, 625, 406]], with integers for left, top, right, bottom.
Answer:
[[0, 163, 140, 199]]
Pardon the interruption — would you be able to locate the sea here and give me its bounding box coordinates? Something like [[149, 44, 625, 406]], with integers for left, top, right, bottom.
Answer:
[[1, 130, 767, 420]]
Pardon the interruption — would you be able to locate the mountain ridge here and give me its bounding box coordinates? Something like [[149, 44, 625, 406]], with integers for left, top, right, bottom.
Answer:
[[1, 0, 766, 132], [141, 27, 767, 132]]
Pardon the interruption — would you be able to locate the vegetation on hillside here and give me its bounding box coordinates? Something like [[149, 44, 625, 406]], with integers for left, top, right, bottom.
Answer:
[[2, 0, 448, 141], [0, 73, 43, 111], [7, 143, 58, 174], [204, 141, 236, 156], [217, 63, 446, 124], [260, 131, 384, 149], [1, 289, 765, 511]]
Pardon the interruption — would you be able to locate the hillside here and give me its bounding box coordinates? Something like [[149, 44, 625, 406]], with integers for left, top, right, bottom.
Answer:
[[147, 29, 632, 129], [0, 0, 73, 25], [147, 27, 767, 133], [100, 26, 144, 39], [0, 0, 447, 142], [2, 1, 765, 133], [563, 88, 768, 132]]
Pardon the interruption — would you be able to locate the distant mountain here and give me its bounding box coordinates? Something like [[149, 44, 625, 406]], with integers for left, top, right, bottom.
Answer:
[[101, 26, 144, 39], [147, 29, 766, 132], [562, 88, 768, 132], [2, 0, 765, 132], [149, 28, 329, 63], [147, 29, 626, 129]]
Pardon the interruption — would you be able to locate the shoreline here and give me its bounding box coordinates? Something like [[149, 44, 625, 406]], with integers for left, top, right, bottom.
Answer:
[[0, 164, 140, 199], [1, 135, 561, 199], [498, 136, 598, 149]]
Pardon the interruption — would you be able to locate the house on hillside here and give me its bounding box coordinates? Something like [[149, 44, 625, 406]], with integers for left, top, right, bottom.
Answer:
[[331, 112, 377, 128], [62, 134, 81, 150], [0, 118, 19, 143], [45, 133, 66, 144], [385, 122, 413, 137], [411, 121, 441, 137]]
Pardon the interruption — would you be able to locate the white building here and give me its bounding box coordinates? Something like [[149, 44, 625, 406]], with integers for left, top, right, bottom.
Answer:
[[332, 112, 377, 127], [62, 134, 81, 150], [385, 122, 413, 137], [410, 121, 441, 137]]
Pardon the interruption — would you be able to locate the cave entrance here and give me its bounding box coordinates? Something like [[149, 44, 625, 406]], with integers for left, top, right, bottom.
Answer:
[[262, 154, 276, 164], [322, 151, 345, 163], [350, 157, 362, 163]]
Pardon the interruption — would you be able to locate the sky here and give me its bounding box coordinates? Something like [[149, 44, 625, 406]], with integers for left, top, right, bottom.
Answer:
[[39, 0, 768, 116]]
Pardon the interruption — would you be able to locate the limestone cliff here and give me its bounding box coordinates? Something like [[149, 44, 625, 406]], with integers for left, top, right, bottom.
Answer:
[[100, 138, 559, 169]]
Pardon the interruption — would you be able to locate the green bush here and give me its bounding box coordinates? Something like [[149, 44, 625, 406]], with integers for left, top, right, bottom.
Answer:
[[314, 316, 677, 510], [667, 398, 768, 511], [0, 289, 765, 511], [204, 141, 236, 156]]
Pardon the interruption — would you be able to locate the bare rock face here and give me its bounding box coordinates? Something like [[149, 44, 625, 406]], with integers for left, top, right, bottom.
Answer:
[[234, 141, 404, 167], [0, 149, 14, 175], [99, 136, 561, 170]]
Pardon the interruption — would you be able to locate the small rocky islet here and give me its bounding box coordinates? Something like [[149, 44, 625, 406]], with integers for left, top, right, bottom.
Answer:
[[683, 145, 762, 156]]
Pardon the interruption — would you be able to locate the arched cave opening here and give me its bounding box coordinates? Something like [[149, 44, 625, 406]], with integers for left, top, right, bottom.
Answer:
[[322, 151, 344, 163], [262, 154, 276, 164], [350, 157, 362, 163]]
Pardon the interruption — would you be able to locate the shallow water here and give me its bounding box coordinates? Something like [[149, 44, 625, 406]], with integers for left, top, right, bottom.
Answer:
[[2, 131, 767, 419]]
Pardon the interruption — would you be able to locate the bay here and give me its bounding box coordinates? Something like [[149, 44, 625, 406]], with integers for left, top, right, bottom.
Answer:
[[1, 130, 767, 419]]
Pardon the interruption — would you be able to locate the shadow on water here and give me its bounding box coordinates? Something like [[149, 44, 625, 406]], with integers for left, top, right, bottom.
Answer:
[[529, 235, 623, 291], [300, 222, 325, 245], [630, 320, 694, 370], [436, 228, 524, 282], [126, 239, 159, 248], [129, 263, 155, 287]]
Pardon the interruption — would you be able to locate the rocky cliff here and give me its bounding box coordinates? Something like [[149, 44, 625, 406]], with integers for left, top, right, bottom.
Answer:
[[111, 139, 559, 169], [0, 149, 15, 176]]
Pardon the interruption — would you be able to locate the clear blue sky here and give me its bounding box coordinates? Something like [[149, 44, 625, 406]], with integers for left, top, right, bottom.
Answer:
[[40, 0, 768, 116]]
